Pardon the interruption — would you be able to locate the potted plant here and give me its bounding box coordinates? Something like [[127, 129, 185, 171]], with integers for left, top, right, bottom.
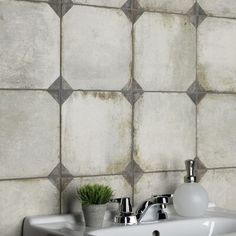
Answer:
[[77, 184, 113, 227]]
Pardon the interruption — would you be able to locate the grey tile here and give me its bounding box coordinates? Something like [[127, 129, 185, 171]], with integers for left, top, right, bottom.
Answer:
[[201, 169, 236, 210], [198, 94, 236, 168], [0, 0, 60, 89], [134, 93, 196, 171], [62, 6, 132, 90], [198, 17, 236, 92], [0, 91, 59, 178], [187, 80, 206, 105], [138, 0, 196, 14], [134, 12, 196, 91], [198, 0, 236, 18], [134, 172, 184, 206], [0, 179, 59, 236], [62, 92, 132, 176], [72, 0, 127, 8], [61, 176, 132, 213], [194, 157, 207, 182]]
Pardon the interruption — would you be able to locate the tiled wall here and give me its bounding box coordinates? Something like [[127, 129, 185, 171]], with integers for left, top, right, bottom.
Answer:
[[1, 0, 236, 235]]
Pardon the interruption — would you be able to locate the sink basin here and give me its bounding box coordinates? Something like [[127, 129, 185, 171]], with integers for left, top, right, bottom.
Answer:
[[23, 207, 236, 236]]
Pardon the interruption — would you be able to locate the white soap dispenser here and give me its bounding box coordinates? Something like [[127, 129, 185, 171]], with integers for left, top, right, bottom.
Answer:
[[173, 159, 208, 217]]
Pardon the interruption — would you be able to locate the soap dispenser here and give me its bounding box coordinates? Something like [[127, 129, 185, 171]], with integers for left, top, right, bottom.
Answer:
[[173, 159, 208, 217]]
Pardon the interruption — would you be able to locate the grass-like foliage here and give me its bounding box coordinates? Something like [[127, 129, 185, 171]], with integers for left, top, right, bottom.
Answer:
[[77, 184, 113, 205]]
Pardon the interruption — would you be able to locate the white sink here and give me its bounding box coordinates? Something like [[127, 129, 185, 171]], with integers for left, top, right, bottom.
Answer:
[[23, 207, 236, 236]]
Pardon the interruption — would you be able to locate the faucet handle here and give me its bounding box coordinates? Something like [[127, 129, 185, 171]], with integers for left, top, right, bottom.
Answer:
[[110, 197, 132, 213], [152, 194, 173, 204]]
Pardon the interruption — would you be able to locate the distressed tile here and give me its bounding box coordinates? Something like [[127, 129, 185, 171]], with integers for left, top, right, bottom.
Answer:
[[187, 80, 206, 105], [134, 12, 196, 91], [0, 179, 59, 236], [0, 91, 59, 178], [62, 6, 132, 90], [62, 92, 132, 176], [134, 172, 184, 206], [0, 1, 60, 89], [134, 93, 196, 171], [72, 0, 127, 8], [194, 157, 207, 182], [201, 169, 236, 210], [198, 18, 236, 92], [61, 175, 131, 213], [138, 0, 196, 14], [198, 94, 236, 168], [198, 0, 236, 18]]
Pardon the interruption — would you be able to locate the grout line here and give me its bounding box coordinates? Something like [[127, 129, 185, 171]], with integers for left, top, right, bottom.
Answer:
[[0, 176, 49, 181]]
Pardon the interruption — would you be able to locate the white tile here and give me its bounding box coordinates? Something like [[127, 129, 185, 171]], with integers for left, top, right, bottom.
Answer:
[[0, 1, 60, 88], [198, 0, 236, 18], [0, 91, 59, 178], [0, 179, 59, 236], [134, 12, 196, 91], [198, 18, 236, 92], [73, 0, 126, 8], [201, 169, 236, 210], [62, 175, 131, 213], [62, 6, 132, 90], [139, 0, 195, 14], [62, 92, 132, 176], [134, 93, 195, 171], [134, 172, 184, 206], [198, 94, 236, 168]]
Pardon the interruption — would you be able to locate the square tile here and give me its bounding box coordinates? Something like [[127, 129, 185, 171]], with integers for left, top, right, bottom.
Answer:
[[62, 92, 132, 176], [62, 6, 132, 90], [198, 94, 236, 168], [0, 91, 59, 178], [201, 169, 236, 210], [138, 0, 195, 14], [134, 12, 196, 91], [134, 172, 184, 206], [134, 93, 196, 171], [72, 0, 127, 8], [198, 0, 236, 18], [198, 18, 236, 92], [62, 175, 131, 213], [0, 179, 59, 236], [0, 1, 60, 89]]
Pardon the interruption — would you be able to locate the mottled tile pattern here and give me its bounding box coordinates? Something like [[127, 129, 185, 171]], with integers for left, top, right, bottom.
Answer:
[[62, 176, 131, 213], [198, 94, 236, 168], [0, 91, 59, 179], [138, 0, 195, 14], [62, 92, 132, 176], [0, 0, 60, 88], [0, 179, 59, 236], [198, 18, 236, 92], [62, 6, 132, 90], [134, 93, 196, 171], [134, 12, 196, 91]]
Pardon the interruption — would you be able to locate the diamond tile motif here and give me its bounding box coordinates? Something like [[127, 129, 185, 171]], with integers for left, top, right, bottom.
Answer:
[[134, 172, 184, 206], [187, 80, 206, 105], [0, 0, 60, 89], [134, 93, 196, 171], [61, 176, 132, 213], [62, 92, 132, 176], [138, 0, 195, 14], [62, 5, 132, 90], [198, 94, 236, 168], [49, 0, 73, 17], [198, 17, 236, 92], [121, 80, 144, 104], [134, 12, 196, 91], [0, 91, 59, 179], [0, 179, 59, 236], [187, 2, 207, 28], [198, 0, 236, 18], [121, 0, 144, 24], [194, 157, 207, 182]]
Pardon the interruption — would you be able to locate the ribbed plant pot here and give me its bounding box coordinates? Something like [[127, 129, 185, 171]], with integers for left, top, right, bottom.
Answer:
[[82, 204, 107, 227]]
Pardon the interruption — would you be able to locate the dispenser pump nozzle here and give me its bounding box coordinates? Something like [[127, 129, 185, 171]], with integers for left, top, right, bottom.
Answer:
[[184, 159, 197, 183]]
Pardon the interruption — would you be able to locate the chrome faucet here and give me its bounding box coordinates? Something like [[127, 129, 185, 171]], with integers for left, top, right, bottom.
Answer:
[[110, 197, 137, 225], [136, 194, 173, 223]]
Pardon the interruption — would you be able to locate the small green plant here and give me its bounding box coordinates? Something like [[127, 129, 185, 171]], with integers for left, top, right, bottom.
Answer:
[[77, 184, 113, 205]]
